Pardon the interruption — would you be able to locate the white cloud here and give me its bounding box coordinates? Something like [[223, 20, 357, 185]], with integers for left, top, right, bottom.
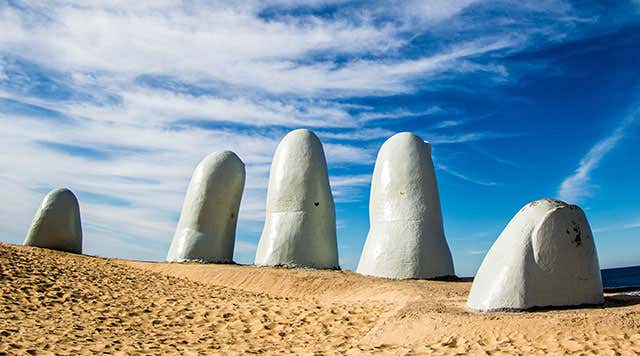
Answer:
[[318, 128, 394, 141], [431, 120, 464, 129], [323, 142, 375, 164], [401, 0, 478, 23], [357, 106, 445, 122], [0, 1, 527, 97], [330, 174, 372, 188], [65, 88, 357, 128], [0, 2, 400, 93], [0, 59, 6, 81], [329, 174, 372, 202], [558, 111, 638, 203], [422, 131, 518, 144], [468, 144, 520, 168], [436, 163, 499, 187], [592, 220, 640, 234]]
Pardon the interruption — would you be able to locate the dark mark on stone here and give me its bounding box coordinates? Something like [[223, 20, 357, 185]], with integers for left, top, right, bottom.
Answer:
[[314, 202, 319, 207], [570, 221, 582, 246]]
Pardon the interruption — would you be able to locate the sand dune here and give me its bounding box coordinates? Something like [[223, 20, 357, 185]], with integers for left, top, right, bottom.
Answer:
[[2, 243, 640, 354]]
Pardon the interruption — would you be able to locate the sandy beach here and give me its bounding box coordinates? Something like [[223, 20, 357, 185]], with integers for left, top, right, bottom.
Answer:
[[2, 243, 640, 354]]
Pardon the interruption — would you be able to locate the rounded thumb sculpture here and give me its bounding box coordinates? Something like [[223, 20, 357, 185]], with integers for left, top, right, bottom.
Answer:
[[167, 151, 246, 263], [356, 132, 455, 279], [254, 129, 339, 269], [467, 198, 604, 312], [24, 188, 82, 253]]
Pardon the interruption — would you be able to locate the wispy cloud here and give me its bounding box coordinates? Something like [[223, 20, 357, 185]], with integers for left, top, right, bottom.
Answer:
[[0, 1, 519, 97], [449, 230, 495, 241], [558, 110, 639, 203], [436, 163, 499, 187], [330, 174, 372, 203], [318, 128, 395, 141], [592, 220, 640, 233], [467, 144, 521, 168], [430, 119, 464, 130], [425, 131, 519, 145]]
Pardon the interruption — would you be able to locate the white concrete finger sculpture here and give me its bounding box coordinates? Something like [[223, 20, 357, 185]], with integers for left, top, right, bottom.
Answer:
[[167, 151, 245, 263], [356, 132, 455, 279], [255, 129, 339, 269], [24, 188, 82, 253], [467, 198, 604, 311]]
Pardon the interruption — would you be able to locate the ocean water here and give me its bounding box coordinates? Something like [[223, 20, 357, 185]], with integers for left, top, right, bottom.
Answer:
[[601, 265, 640, 291]]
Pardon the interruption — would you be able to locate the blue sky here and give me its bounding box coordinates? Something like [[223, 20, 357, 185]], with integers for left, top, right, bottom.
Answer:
[[1, 0, 639, 276]]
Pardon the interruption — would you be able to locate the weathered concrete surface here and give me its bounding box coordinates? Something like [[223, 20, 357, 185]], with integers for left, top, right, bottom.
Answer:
[[167, 151, 245, 263], [467, 198, 604, 311], [24, 188, 82, 253], [357, 132, 455, 279], [255, 129, 339, 269]]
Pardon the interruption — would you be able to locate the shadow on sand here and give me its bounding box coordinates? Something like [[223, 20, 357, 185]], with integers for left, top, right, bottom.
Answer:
[[603, 292, 640, 309], [479, 291, 640, 313]]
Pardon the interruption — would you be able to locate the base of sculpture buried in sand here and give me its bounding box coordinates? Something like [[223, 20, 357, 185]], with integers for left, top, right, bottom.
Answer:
[[255, 129, 339, 270], [357, 132, 455, 280], [3, 243, 640, 354], [166, 151, 245, 263], [24, 188, 83, 254]]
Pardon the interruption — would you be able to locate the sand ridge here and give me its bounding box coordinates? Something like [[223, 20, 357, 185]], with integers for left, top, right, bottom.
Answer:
[[127, 258, 640, 354], [0, 244, 388, 354], [2, 243, 640, 354]]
